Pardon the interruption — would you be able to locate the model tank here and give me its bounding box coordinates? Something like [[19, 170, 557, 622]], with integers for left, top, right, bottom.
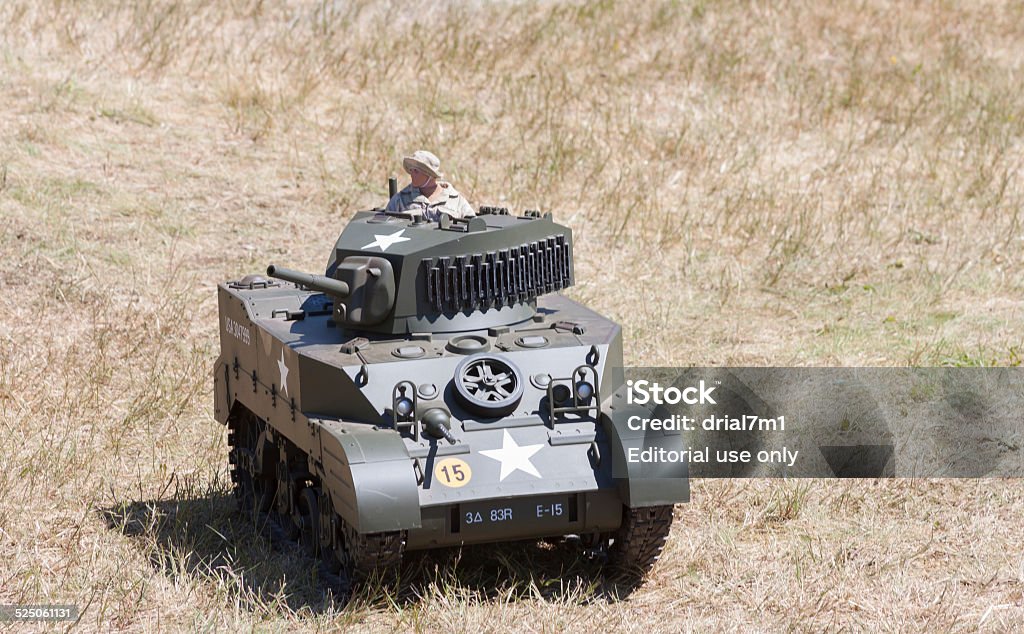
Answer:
[[213, 197, 689, 587]]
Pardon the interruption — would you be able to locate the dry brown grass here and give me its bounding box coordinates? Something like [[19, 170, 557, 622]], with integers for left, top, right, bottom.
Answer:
[[1, 0, 1023, 630]]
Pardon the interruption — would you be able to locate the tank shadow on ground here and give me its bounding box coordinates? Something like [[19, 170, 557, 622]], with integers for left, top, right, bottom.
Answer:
[[99, 492, 643, 616]]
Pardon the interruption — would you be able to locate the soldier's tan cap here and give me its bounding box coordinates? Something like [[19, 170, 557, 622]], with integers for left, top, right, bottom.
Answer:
[[402, 150, 443, 179]]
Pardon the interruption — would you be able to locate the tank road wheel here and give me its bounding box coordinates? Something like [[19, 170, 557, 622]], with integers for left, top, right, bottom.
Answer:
[[228, 412, 276, 515], [296, 487, 320, 556], [606, 505, 675, 579], [277, 503, 300, 540]]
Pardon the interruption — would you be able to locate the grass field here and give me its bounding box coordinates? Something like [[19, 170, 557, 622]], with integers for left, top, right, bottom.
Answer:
[[1, 0, 1022, 630]]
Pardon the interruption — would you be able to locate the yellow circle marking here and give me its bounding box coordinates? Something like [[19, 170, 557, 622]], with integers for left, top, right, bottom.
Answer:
[[434, 458, 472, 488]]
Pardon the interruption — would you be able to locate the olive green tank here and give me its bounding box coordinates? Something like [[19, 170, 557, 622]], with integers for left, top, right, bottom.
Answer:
[[213, 202, 688, 588]]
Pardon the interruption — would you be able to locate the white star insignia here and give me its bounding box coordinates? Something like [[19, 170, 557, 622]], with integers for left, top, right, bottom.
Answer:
[[362, 229, 411, 252], [277, 349, 289, 397], [480, 430, 544, 481]]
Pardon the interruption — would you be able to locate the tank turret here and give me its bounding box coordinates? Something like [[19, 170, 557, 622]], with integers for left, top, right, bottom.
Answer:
[[267, 209, 574, 334]]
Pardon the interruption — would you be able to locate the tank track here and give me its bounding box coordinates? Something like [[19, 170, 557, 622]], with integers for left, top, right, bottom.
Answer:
[[607, 505, 675, 577], [263, 500, 351, 595], [227, 411, 273, 513], [336, 524, 406, 584], [228, 411, 405, 594]]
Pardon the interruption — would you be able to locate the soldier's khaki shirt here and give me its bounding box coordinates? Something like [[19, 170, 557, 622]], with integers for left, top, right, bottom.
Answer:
[[385, 182, 475, 221]]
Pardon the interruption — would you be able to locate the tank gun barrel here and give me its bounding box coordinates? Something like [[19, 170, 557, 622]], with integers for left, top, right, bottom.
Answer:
[[266, 264, 350, 297]]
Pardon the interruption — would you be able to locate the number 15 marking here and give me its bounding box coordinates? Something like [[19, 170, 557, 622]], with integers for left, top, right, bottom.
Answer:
[[434, 458, 473, 488]]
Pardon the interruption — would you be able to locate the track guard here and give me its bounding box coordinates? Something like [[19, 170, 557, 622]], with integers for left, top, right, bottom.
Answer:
[[316, 418, 422, 533]]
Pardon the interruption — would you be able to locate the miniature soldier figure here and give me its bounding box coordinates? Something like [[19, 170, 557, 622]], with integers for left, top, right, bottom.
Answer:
[[385, 150, 475, 221]]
